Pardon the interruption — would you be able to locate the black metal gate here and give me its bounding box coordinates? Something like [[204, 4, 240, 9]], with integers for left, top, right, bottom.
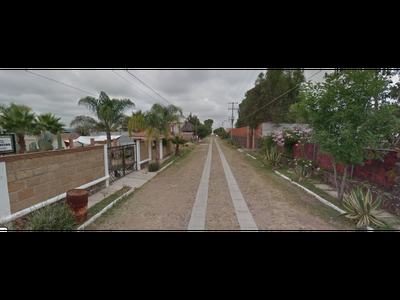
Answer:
[[108, 144, 137, 183]]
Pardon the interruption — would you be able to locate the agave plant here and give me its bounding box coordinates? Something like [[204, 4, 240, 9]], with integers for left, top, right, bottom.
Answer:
[[262, 146, 283, 171], [339, 187, 387, 228], [294, 166, 313, 182]]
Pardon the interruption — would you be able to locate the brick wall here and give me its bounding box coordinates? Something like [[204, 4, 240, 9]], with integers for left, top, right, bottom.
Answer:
[[1, 146, 105, 214], [292, 142, 398, 187]]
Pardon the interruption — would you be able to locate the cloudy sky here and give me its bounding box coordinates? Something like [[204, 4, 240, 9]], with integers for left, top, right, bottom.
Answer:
[[0, 68, 333, 131]]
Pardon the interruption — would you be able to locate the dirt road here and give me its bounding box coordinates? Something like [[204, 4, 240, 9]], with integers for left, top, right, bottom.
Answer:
[[89, 136, 352, 231]]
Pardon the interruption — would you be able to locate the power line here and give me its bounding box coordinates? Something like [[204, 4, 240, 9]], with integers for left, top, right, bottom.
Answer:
[[231, 70, 249, 100], [25, 69, 97, 97], [125, 69, 189, 119], [112, 69, 163, 105]]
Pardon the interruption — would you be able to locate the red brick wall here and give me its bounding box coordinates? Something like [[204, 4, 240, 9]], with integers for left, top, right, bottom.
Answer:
[[292, 142, 398, 187]]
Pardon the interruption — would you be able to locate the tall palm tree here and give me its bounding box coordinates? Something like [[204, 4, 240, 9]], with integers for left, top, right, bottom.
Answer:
[[35, 113, 66, 134], [0, 103, 40, 154], [78, 91, 135, 146]]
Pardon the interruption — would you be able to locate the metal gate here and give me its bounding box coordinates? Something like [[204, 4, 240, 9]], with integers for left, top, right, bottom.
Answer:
[[107, 144, 137, 183]]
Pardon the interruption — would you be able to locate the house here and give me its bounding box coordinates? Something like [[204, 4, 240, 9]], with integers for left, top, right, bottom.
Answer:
[[131, 131, 174, 171]]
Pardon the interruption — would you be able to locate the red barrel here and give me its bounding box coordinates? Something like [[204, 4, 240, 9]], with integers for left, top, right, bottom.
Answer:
[[66, 189, 89, 223]]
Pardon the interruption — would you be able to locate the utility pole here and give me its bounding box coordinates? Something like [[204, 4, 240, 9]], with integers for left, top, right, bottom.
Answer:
[[229, 102, 238, 142]]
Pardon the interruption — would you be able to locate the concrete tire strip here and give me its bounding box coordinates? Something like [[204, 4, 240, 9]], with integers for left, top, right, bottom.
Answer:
[[188, 139, 258, 232]]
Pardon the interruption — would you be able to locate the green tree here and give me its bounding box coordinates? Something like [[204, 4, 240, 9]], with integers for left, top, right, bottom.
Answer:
[[213, 127, 225, 134], [78, 91, 135, 146], [70, 115, 98, 136], [299, 70, 397, 202], [197, 124, 211, 139], [0, 103, 40, 154], [204, 119, 214, 128], [237, 68, 305, 128], [127, 104, 183, 163], [35, 113, 66, 134], [185, 113, 201, 126]]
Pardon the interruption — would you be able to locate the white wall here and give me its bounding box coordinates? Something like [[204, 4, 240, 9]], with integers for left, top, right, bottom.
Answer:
[[262, 123, 309, 137], [0, 162, 11, 220]]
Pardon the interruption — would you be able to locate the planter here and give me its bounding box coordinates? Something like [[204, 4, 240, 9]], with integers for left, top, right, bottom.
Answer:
[[66, 189, 88, 223]]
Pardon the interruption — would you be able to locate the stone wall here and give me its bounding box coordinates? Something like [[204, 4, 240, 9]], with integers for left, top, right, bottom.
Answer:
[[1, 146, 105, 214]]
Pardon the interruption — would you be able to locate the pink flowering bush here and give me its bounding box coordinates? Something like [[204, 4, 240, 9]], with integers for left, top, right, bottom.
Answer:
[[262, 125, 312, 156]]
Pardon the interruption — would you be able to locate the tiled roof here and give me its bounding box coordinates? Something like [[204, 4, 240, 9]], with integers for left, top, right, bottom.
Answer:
[[131, 131, 166, 139]]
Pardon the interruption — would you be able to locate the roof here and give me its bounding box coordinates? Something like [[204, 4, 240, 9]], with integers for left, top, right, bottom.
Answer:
[[73, 135, 122, 145], [131, 132, 167, 140]]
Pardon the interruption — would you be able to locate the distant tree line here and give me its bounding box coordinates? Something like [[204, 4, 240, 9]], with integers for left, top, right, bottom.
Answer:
[[236, 68, 306, 129]]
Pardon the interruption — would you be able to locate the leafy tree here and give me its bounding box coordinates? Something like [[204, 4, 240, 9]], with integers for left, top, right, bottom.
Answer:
[[0, 103, 40, 154], [197, 124, 212, 139], [237, 68, 305, 129], [78, 91, 135, 146], [204, 119, 214, 128], [213, 127, 225, 134], [185, 113, 201, 126], [35, 113, 66, 134], [70, 115, 98, 136], [299, 70, 398, 202]]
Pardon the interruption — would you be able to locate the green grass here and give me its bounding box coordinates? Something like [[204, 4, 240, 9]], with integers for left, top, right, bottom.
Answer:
[[87, 186, 132, 219]]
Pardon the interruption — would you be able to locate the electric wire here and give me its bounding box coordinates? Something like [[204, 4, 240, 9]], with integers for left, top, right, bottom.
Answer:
[[25, 69, 98, 97], [112, 69, 163, 105], [125, 69, 190, 119]]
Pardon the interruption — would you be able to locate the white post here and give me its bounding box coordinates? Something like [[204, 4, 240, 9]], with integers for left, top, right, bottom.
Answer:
[[159, 139, 164, 160], [136, 140, 141, 171], [148, 140, 152, 161], [0, 162, 11, 221], [103, 144, 110, 188]]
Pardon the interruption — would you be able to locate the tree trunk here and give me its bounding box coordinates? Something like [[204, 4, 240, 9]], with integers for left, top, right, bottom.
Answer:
[[156, 140, 160, 163], [333, 163, 340, 200], [176, 144, 180, 156], [17, 135, 26, 154], [338, 165, 349, 202]]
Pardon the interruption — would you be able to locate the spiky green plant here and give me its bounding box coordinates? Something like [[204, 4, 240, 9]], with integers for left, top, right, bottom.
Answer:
[[261, 146, 283, 171], [339, 187, 387, 228], [294, 166, 313, 182]]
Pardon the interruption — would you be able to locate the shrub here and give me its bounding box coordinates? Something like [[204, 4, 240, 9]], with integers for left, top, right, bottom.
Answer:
[[339, 187, 387, 228], [148, 162, 160, 172], [262, 125, 312, 156], [261, 146, 283, 171], [28, 203, 77, 231], [294, 166, 313, 182]]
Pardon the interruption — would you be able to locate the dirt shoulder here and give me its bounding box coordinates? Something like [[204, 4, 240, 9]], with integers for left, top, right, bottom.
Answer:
[[216, 138, 353, 230]]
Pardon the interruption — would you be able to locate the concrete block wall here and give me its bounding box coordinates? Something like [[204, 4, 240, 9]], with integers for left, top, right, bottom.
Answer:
[[0, 146, 105, 214]]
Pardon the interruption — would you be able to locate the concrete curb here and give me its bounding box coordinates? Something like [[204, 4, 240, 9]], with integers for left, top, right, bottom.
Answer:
[[274, 170, 374, 232], [77, 187, 135, 231]]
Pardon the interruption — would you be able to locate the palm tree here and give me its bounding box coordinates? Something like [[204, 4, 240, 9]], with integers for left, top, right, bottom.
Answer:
[[35, 113, 66, 134], [127, 110, 147, 136], [78, 91, 135, 146], [128, 104, 183, 163], [0, 103, 40, 154], [169, 136, 188, 156]]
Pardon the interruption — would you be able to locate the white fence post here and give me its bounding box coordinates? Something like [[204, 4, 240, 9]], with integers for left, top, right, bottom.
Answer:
[[0, 162, 11, 221], [136, 140, 141, 171], [104, 144, 110, 188]]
